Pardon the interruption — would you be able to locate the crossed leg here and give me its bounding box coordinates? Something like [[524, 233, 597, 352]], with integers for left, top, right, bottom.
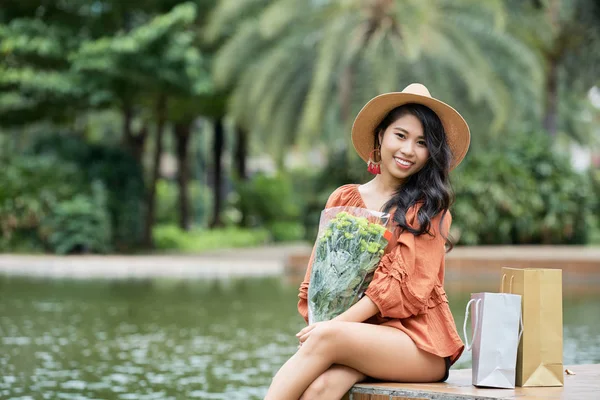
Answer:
[[265, 321, 447, 400], [299, 364, 365, 400]]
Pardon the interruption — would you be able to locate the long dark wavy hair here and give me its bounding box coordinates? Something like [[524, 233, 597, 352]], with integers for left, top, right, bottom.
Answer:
[[377, 103, 454, 250]]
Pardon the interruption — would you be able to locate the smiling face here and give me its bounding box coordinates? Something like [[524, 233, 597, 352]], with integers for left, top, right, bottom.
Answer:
[[377, 113, 430, 183]]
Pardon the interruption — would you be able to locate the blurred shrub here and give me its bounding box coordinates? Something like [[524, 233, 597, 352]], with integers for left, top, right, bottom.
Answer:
[[0, 155, 77, 252], [0, 154, 112, 253], [294, 149, 369, 241], [30, 134, 145, 251], [289, 134, 594, 246], [269, 221, 305, 242], [236, 173, 300, 222], [156, 179, 212, 226], [235, 173, 304, 241], [452, 132, 594, 245], [42, 182, 112, 254], [153, 224, 269, 252]]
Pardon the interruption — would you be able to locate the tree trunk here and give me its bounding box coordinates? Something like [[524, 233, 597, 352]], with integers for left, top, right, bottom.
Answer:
[[143, 94, 168, 247], [234, 125, 249, 227], [234, 125, 248, 181], [542, 0, 562, 137], [339, 65, 354, 127], [121, 101, 147, 166], [174, 121, 192, 231], [122, 101, 133, 141], [542, 55, 559, 136], [209, 118, 225, 229]]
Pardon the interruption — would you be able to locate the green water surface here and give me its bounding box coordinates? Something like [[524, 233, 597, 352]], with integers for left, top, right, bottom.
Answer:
[[0, 276, 598, 399]]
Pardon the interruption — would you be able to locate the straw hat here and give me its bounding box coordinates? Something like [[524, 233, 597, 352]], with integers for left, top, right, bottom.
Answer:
[[351, 83, 470, 170]]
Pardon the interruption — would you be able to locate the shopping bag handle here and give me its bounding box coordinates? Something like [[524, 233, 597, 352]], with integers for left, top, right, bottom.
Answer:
[[463, 298, 481, 351], [501, 274, 515, 293], [502, 274, 524, 342]]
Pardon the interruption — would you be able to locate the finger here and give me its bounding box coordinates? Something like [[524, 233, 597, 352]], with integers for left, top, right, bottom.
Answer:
[[296, 324, 315, 337], [298, 330, 312, 343], [296, 325, 313, 336]]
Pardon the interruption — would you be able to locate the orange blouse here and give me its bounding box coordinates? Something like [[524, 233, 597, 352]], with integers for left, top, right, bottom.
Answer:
[[298, 184, 464, 365]]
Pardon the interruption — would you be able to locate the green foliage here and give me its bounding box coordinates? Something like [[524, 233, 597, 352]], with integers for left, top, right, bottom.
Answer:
[[42, 182, 112, 254], [0, 1, 214, 129], [235, 172, 305, 241], [293, 149, 369, 241], [288, 133, 596, 246], [0, 17, 84, 126], [452, 132, 594, 245], [30, 134, 146, 251], [237, 173, 300, 222], [0, 154, 112, 253], [2, 0, 597, 254], [156, 179, 212, 226], [72, 1, 212, 108], [213, 0, 543, 157], [152, 224, 270, 252], [268, 221, 305, 242], [286, 167, 322, 241], [0, 155, 74, 251]]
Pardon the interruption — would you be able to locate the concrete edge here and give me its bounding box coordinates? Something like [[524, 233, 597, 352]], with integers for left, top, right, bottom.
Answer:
[[349, 385, 508, 400]]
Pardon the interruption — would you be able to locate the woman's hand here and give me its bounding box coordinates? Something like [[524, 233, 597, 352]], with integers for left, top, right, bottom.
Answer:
[[296, 321, 323, 345]]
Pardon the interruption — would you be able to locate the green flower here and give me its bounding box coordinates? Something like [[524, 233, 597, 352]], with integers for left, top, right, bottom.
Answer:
[[356, 217, 369, 227], [367, 242, 381, 254], [308, 210, 392, 322]]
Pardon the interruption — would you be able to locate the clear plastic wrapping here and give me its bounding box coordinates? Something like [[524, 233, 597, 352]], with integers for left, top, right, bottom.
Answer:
[[307, 206, 393, 324]]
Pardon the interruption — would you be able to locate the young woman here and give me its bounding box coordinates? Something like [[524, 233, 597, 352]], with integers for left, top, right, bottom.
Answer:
[[265, 83, 470, 400]]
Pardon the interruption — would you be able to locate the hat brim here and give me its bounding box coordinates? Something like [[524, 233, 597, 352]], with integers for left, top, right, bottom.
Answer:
[[351, 92, 470, 171]]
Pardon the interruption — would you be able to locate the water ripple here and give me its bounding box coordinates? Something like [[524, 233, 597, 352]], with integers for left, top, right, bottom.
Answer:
[[1, 276, 598, 399]]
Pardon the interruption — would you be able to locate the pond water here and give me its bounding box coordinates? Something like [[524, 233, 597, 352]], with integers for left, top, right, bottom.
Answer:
[[1, 276, 599, 399]]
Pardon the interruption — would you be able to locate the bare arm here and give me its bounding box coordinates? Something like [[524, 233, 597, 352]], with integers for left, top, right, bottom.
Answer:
[[333, 296, 379, 323]]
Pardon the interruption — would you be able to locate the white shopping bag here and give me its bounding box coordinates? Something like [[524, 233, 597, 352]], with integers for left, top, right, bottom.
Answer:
[[463, 276, 523, 388]]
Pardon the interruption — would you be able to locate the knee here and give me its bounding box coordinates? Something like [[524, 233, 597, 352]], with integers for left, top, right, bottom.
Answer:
[[302, 321, 340, 356], [299, 373, 330, 400]]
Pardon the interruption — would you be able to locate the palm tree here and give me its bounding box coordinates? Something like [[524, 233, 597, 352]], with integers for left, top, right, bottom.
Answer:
[[501, 0, 600, 142], [534, 0, 600, 138], [209, 0, 543, 160]]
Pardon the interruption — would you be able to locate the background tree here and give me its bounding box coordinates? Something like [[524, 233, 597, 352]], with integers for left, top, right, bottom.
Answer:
[[536, 0, 600, 139], [1, 0, 598, 253], [210, 0, 543, 162], [73, 2, 212, 245], [505, 0, 600, 141], [0, 14, 85, 127]]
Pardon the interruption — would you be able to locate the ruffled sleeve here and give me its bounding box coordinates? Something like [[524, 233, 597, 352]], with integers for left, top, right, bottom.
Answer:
[[364, 207, 452, 320], [297, 185, 364, 323]]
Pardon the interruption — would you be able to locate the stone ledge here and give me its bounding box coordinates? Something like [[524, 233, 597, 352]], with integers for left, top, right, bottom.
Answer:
[[0, 254, 283, 279], [345, 364, 597, 400], [285, 246, 600, 290]]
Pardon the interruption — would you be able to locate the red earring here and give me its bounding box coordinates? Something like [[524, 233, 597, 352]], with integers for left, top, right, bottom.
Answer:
[[367, 148, 381, 175]]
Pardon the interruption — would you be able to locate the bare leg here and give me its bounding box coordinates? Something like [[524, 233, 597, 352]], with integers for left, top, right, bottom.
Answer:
[[299, 364, 365, 400], [265, 321, 446, 400]]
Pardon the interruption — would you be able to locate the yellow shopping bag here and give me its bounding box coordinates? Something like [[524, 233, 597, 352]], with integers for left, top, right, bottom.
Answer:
[[500, 268, 564, 387]]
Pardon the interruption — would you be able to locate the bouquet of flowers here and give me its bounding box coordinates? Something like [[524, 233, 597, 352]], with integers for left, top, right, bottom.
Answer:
[[307, 206, 393, 324]]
